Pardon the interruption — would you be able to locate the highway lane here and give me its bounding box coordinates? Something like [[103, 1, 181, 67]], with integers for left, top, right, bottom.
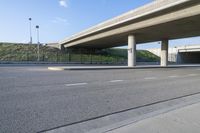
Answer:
[[0, 66, 200, 132]]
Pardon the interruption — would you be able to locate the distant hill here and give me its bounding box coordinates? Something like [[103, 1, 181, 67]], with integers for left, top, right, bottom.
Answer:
[[0, 42, 159, 63]]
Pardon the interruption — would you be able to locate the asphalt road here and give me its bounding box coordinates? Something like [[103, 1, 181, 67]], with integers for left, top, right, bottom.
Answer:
[[0, 66, 200, 133]]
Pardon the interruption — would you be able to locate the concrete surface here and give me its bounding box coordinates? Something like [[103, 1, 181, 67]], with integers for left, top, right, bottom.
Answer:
[[1, 66, 200, 133], [147, 44, 200, 63], [161, 40, 168, 66], [47, 64, 200, 71], [45, 91, 200, 133], [48, 65, 131, 70], [128, 35, 136, 67], [60, 0, 200, 48], [108, 102, 200, 133]]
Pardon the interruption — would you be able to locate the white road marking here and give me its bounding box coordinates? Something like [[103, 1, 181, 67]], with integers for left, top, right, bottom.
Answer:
[[144, 77, 157, 80], [168, 75, 179, 78], [187, 74, 198, 77], [109, 80, 124, 83], [65, 83, 88, 87]]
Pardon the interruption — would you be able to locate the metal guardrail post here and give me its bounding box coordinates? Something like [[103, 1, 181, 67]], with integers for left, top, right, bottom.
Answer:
[[90, 53, 92, 64], [80, 50, 83, 64], [68, 53, 71, 62], [56, 52, 58, 62]]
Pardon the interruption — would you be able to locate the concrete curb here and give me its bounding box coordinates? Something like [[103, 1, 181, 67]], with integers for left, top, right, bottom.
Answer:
[[48, 65, 200, 71], [44, 93, 200, 133]]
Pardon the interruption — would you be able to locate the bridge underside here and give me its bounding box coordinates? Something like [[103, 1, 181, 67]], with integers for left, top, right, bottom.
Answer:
[[178, 51, 200, 64], [69, 14, 200, 49], [61, 1, 200, 67]]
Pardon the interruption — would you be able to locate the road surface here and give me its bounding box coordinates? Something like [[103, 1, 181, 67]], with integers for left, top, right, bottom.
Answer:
[[0, 66, 200, 132]]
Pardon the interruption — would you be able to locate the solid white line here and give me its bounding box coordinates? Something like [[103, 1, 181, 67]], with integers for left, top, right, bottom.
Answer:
[[144, 77, 157, 80], [109, 80, 124, 83], [65, 83, 88, 87]]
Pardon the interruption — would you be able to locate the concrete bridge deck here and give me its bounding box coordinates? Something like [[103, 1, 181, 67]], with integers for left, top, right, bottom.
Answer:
[[60, 0, 200, 67], [60, 0, 200, 48]]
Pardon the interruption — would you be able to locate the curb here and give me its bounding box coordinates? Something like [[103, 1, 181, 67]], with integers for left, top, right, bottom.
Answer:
[[48, 65, 200, 71]]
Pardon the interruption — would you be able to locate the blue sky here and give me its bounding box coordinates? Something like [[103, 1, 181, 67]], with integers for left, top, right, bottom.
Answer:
[[0, 0, 199, 49]]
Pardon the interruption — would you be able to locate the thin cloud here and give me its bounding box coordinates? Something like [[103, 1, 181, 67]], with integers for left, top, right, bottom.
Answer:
[[59, 0, 67, 8], [52, 17, 69, 25]]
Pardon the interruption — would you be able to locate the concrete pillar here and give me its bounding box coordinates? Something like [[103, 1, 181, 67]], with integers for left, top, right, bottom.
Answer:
[[59, 44, 65, 53], [161, 39, 169, 66], [128, 35, 136, 67]]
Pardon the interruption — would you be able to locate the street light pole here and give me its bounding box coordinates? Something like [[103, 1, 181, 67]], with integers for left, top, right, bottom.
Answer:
[[29, 18, 32, 44], [36, 25, 40, 61]]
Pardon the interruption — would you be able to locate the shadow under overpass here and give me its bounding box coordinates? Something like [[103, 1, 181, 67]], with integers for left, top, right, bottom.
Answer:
[[178, 52, 200, 64]]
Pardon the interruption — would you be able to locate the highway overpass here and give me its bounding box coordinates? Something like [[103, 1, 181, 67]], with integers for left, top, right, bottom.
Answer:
[[60, 0, 200, 67], [148, 44, 200, 64], [178, 45, 200, 63]]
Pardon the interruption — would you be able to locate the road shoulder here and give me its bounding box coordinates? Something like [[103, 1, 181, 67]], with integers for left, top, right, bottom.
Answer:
[[108, 102, 200, 133]]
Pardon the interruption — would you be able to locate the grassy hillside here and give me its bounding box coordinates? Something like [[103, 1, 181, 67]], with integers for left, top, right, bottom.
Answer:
[[0, 43, 159, 63], [0, 43, 59, 61], [103, 48, 160, 62]]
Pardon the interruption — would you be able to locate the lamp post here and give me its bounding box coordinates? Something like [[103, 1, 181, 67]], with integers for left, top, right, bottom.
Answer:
[[27, 18, 33, 61], [29, 18, 32, 44], [36, 25, 40, 61]]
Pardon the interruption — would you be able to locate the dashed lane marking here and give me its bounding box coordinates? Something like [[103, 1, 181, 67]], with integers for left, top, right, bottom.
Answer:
[[168, 75, 179, 78], [188, 74, 198, 76], [65, 83, 88, 87], [109, 80, 124, 83], [187, 74, 198, 77], [144, 77, 157, 80]]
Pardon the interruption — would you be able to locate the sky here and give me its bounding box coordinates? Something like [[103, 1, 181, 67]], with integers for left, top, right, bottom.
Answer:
[[0, 0, 199, 49]]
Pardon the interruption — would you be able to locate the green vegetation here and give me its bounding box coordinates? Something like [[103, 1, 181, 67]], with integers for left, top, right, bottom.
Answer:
[[0, 43, 58, 61], [0, 43, 159, 63], [136, 50, 160, 62], [103, 48, 160, 62]]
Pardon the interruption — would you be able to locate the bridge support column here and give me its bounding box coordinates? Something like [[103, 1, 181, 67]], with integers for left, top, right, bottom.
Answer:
[[128, 35, 136, 67], [59, 44, 65, 53], [161, 39, 168, 66]]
